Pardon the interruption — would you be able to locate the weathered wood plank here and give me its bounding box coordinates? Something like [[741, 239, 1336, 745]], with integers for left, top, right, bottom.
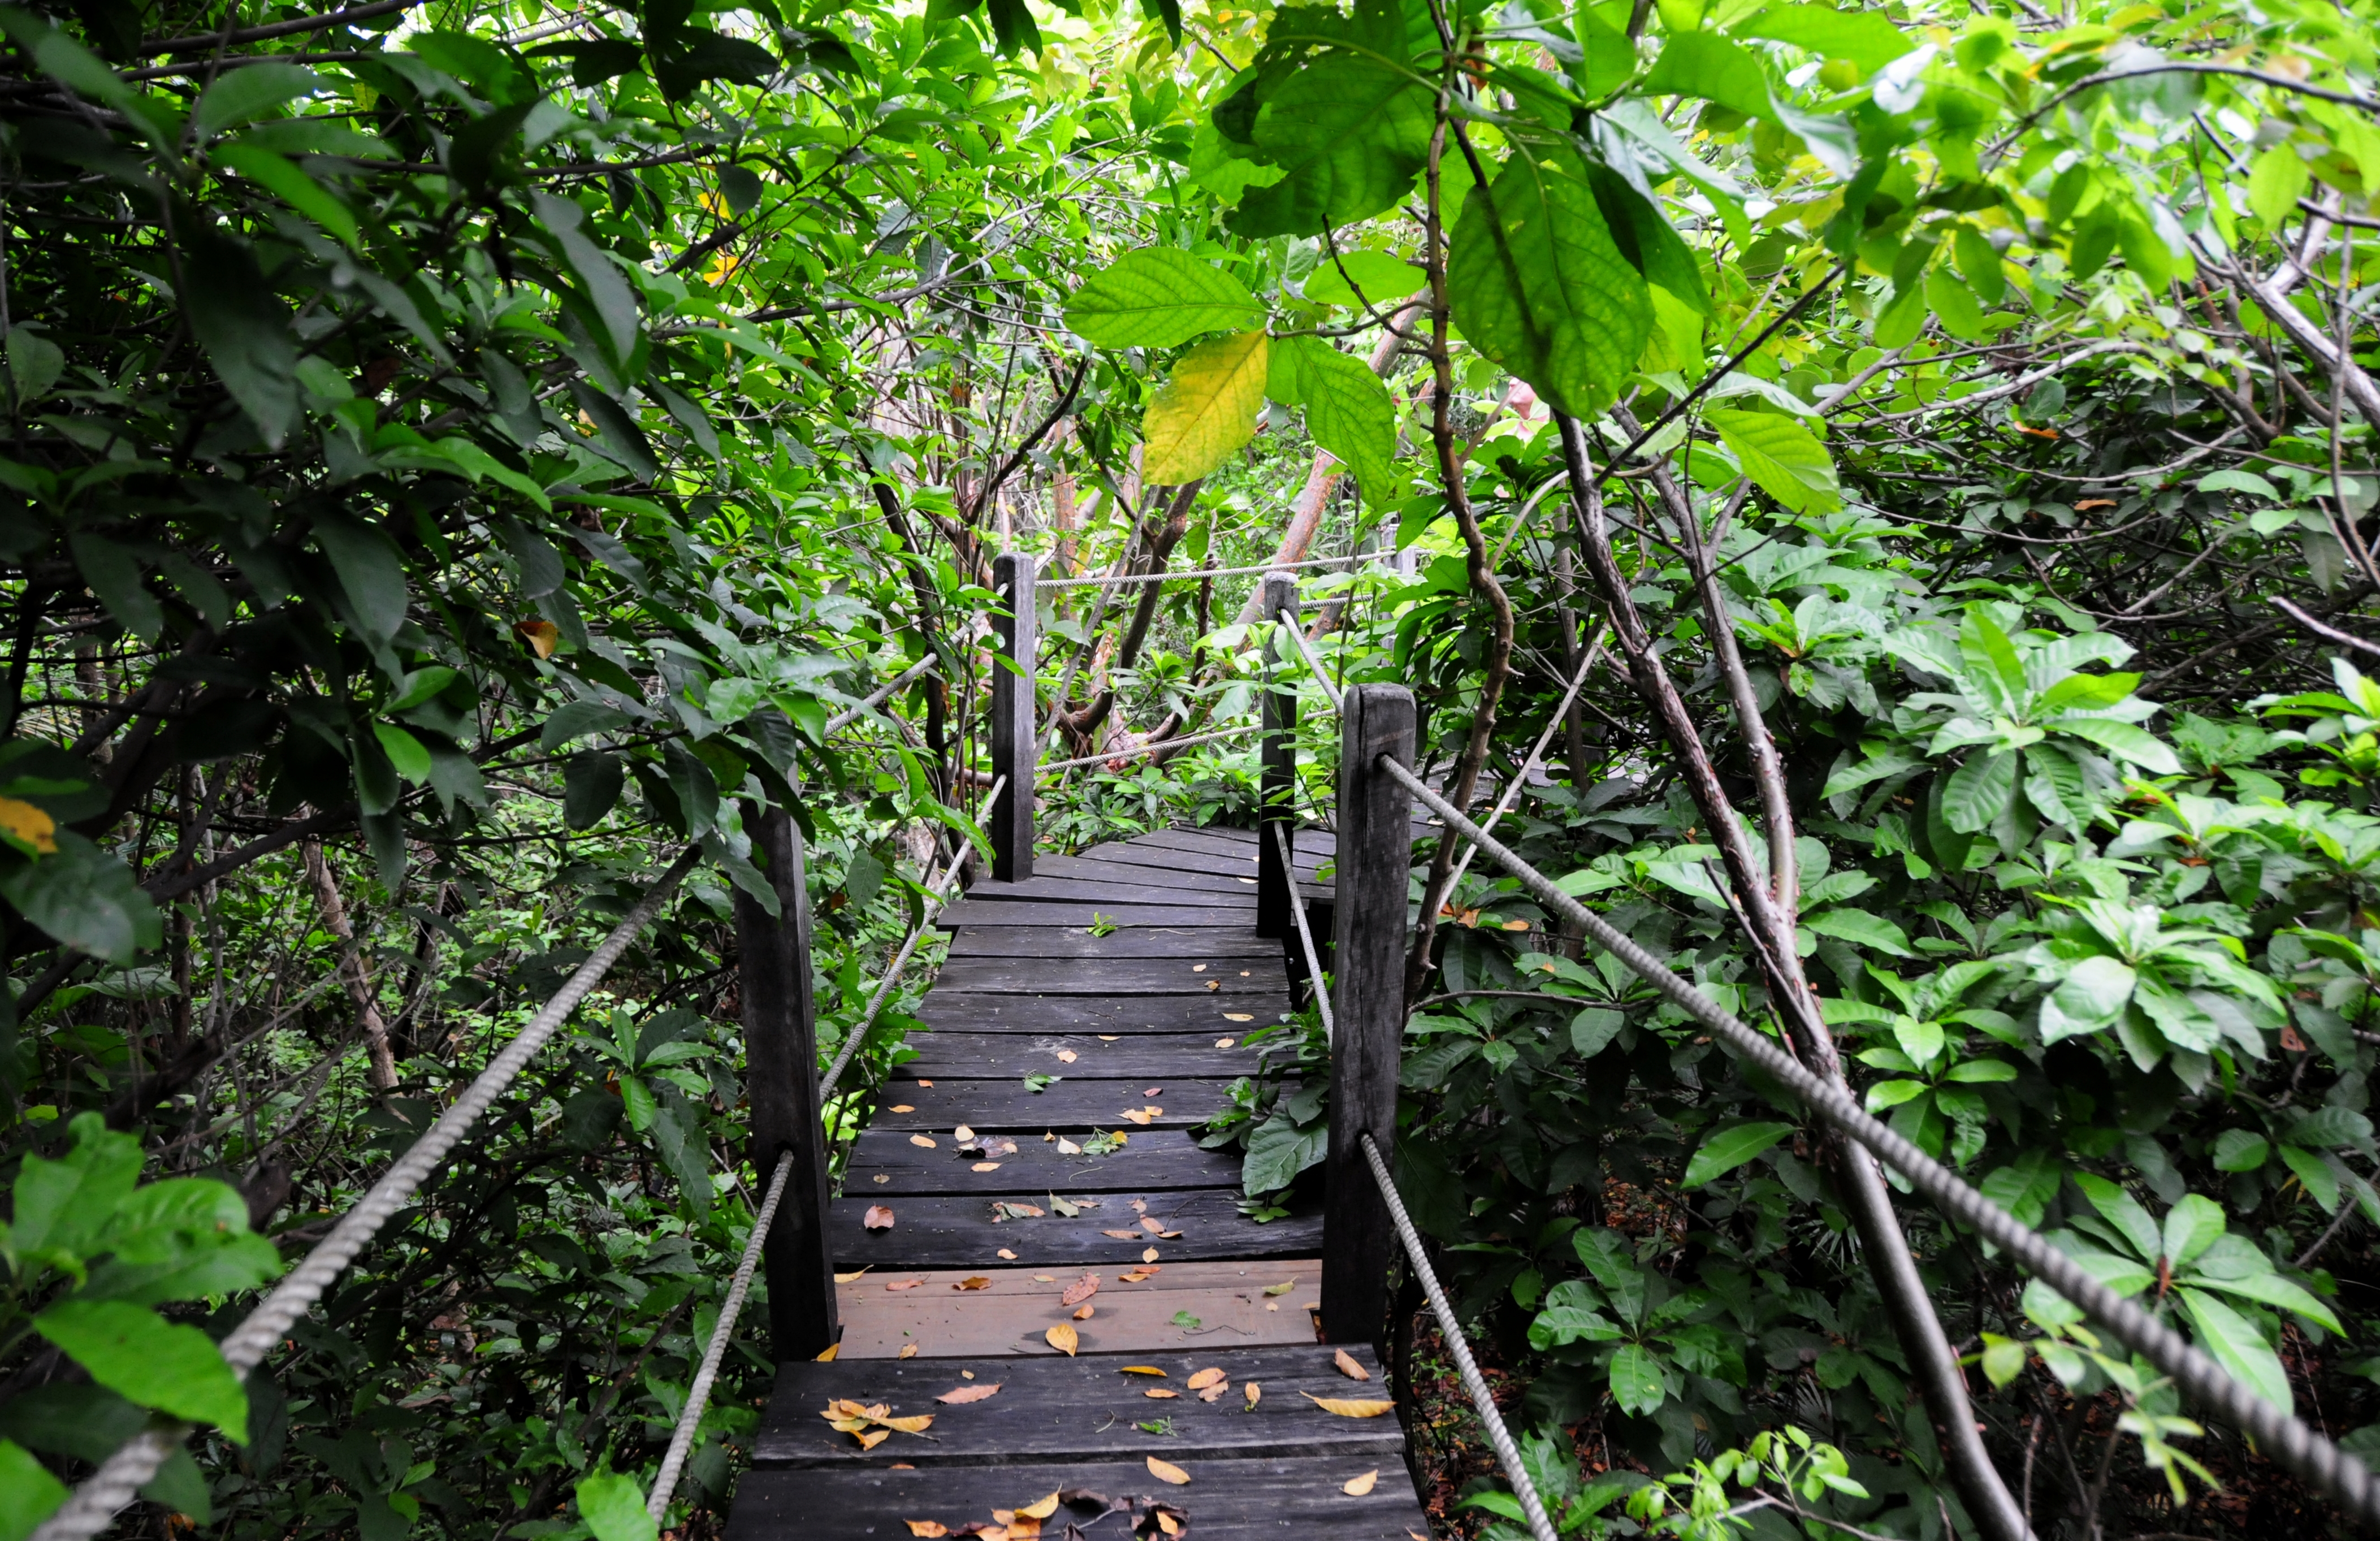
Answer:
[[1037, 853, 1276, 895], [756, 1343, 1387, 1466], [937, 900, 1253, 928], [832, 1187, 1318, 1268], [890, 1032, 1275, 1080], [911, 994, 1288, 1035], [869, 1078, 1243, 1132], [728, 1455, 1428, 1540], [964, 875, 1258, 910], [846, 1128, 1244, 1195], [821, 1260, 1320, 1359], [942, 925, 1272, 960], [928, 957, 1280, 995]]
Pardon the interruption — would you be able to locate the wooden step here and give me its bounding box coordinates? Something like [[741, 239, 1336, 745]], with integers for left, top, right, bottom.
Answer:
[[910, 995, 1287, 1034], [831, 1188, 1318, 1269], [819, 1261, 1321, 1361], [929, 956, 1281, 995], [847, 1128, 1248, 1197], [937, 899, 1254, 928], [870, 1079, 1244, 1132], [890, 1032, 1273, 1080], [942, 925, 1276, 960]]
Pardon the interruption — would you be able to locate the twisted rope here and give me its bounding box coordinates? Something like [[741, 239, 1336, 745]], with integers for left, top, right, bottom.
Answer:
[[1037, 724, 1261, 777], [1276, 607, 1346, 712], [1377, 755, 2380, 1527]]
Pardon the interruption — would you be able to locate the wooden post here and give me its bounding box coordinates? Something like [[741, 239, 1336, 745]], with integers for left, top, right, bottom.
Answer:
[[1321, 682, 1414, 1345], [737, 804, 838, 1359], [1256, 570, 1299, 941], [990, 551, 1037, 882]]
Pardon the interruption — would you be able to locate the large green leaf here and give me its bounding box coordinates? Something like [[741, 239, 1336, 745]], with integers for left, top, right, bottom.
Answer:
[[1707, 408, 1841, 514], [576, 1471, 658, 1541], [1681, 1122, 1795, 1187], [1227, 0, 1435, 236], [0, 833, 163, 964], [314, 513, 411, 647], [1606, 1341, 1667, 1414], [2178, 1288, 2293, 1413], [2039, 955, 2137, 1044], [1143, 330, 1270, 485], [8, 1113, 142, 1260], [1449, 153, 1650, 419], [1736, 4, 1914, 75], [34, 1300, 249, 1439], [1064, 248, 1266, 348], [1268, 335, 1397, 505], [1801, 908, 1915, 957], [0, 1439, 67, 1541], [1243, 1109, 1329, 1194], [180, 226, 298, 448], [1941, 748, 2018, 834], [1643, 32, 1770, 120]]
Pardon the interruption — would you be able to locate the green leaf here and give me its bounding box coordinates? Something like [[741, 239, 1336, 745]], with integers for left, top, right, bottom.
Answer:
[[531, 191, 642, 365], [2039, 954, 2137, 1043], [1063, 248, 1265, 348], [1269, 335, 1397, 505], [0, 1439, 67, 1541], [2197, 468, 2282, 501], [1301, 249, 1423, 309], [2072, 1173, 2162, 1262], [1645, 32, 1769, 120], [1242, 1109, 1329, 1194], [2281, 1144, 2343, 1213], [1227, 0, 1435, 236], [1143, 330, 1269, 485], [2161, 1193, 2226, 1269], [192, 63, 322, 140], [576, 1470, 657, 1541], [1706, 408, 1840, 514], [1449, 151, 1650, 419], [8, 1113, 141, 1261], [1606, 1341, 1665, 1415], [180, 225, 298, 449], [67, 532, 162, 643], [314, 513, 410, 646], [1571, 1006, 1626, 1057], [565, 751, 626, 830], [1924, 265, 1984, 341], [212, 144, 360, 249], [1736, 4, 1914, 74], [2213, 1129, 2270, 1173], [2053, 716, 2183, 775], [0, 832, 165, 965], [34, 1300, 248, 1439], [569, 380, 661, 483], [1584, 162, 1710, 313], [1681, 1122, 1794, 1187], [1801, 908, 1914, 957], [2249, 145, 2310, 229], [1953, 226, 2006, 304], [1941, 750, 2017, 835], [373, 723, 432, 785], [2178, 1287, 2292, 1413]]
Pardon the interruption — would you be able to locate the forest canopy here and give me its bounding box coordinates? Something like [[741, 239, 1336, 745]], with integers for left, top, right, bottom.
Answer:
[[2, 0, 2380, 1535]]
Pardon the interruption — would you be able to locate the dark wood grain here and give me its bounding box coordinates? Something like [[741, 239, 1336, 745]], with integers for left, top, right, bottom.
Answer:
[[869, 1079, 1245, 1130], [846, 1128, 1245, 1195], [937, 899, 1254, 928], [929, 957, 1280, 995], [1038, 852, 1275, 895], [966, 873, 1258, 908], [943, 924, 1272, 960], [990, 551, 1037, 881], [727, 1456, 1428, 1540], [755, 1345, 1395, 1466], [831, 1186, 1321, 1267], [911, 994, 1289, 1034], [828, 1259, 1321, 1358], [890, 1032, 1279, 1080], [1322, 685, 1414, 1348]]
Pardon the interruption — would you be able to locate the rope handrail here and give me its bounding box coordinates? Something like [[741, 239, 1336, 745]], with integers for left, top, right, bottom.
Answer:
[[1035, 552, 1377, 588], [1276, 607, 1345, 712], [1268, 824, 1553, 1539], [824, 655, 938, 734], [1037, 723, 1261, 776], [1374, 754, 2380, 1527], [31, 846, 708, 1541]]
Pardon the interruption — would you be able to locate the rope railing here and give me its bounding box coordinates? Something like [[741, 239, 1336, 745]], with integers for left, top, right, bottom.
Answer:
[[1036, 723, 1262, 776], [1373, 754, 2380, 1527], [31, 846, 708, 1541], [1271, 824, 1332, 1044], [825, 655, 938, 734], [1276, 607, 1345, 711]]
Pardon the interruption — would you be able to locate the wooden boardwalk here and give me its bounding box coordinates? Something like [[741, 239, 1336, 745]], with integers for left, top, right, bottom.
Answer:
[[728, 824, 1436, 1540]]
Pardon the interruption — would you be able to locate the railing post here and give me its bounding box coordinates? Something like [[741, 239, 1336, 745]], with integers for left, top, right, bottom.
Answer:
[[1256, 569, 1299, 940], [737, 804, 838, 1358], [990, 551, 1037, 882], [1321, 683, 1415, 1345]]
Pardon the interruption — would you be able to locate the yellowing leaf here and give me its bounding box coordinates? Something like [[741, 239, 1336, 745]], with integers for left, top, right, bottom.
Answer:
[[1046, 1322, 1078, 1356], [910, 1134, 938, 1148], [1263, 1279, 1297, 1296], [815, 1343, 840, 1361], [1343, 1469, 1379, 1496], [1142, 330, 1269, 486], [1122, 1365, 1167, 1376], [1214, 1038, 1236, 1048], [906, 1523, 949, 1538], [1074, 1304, 1094, 1319], [1187, 1367, 1226, 1390], [1018, 1493, 1061, 1520], [973, 1162, 1004, 1172], [833, 1268, 871, 1283], [514, 618, 560, 657], [1333, 1349, 1371, 1382], [936, 1382, 1002, 1404], [881, 1413, 934, 1433], [0, 797, 57, 854], [899, 1343, 919, 1359], [1145, 1388, 1179, 1398], [1222, 1012, 1253, 1022], [1055, 1049, 1079, 1063], [1143, 1248, 1161, 1263], [1301, 1393, 1395, 1417], [889, 1104, 916, 1113], [855, 1427, 890, 1449], [955, 1276, 991, 1291], [1146, 1456, 1191, 1486], [953, 1124, 975, 1141], [1245, 1382, 1262, 1408]]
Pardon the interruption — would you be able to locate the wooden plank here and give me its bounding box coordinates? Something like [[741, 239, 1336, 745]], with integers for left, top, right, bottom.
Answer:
[[1131, 826, 1260, 853], [846, 1128, 1244, 1196], [911, 995, 1288, 1035], [964, 875, 1258, 910], [1076, 842, 1309, 881], [928, 958, 1282, 995], [1038, 853, 1274, 895], [832, 1187, 1318, 1268], [937, 900, 1253, 928], [943, 925, 1273, 960], [728, 1456, 1429, 1540], [872, 1078, 1245, 1131], [817, 1261, 1322, 1361], [890, 1032, 1275, 1080], [756, 1343, 1386, 1465]]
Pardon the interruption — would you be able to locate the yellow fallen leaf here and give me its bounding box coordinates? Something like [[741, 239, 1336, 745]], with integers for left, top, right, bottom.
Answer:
[[900, 1343, 919, 1358], [956, 1276, 992, 1290], [1192, 964, 1208, 972], [1058, 1139, 1083, 1154], [834, 1267, 871, 1283], [0, 798, 57, 854], [882, 1413, 934, 1433], [1156, 1514, 1181, 1538], [1146, 1455, 1191, 1486], [816, 1343, 840, 1361], [1334, 1348, 1371, 1382], [1263, 1278, 1297, 1296], [1056, 1049, 1079, 1063], [997, 1247, 1018, 1258], [1046, 1322, 1078, 1356], [1501, 918, 1530, 931], [1018, 1494, 1061, 1520], [905, 1523, 947, 1538], [1186, 1367, 1226, 1391], [856, 1427, 890, 1449], [1143, 1248, 1160, 1263], [1102, 1229, 1139, 1239], [1074, 1304, 1094, 1320], [1140, 1217, 1165, 1233], [1214, 1038, 1236, 1049], [1223, 1012, 1253, 1022], [1145, 1388, 1179, 1399], [975, 1162, 1005, 1172], [1204, 980, 1221, 991], [954, 1124, 976, 1141], [1198, 1382, 1228, 1403], [1097, 1034, 1122, 1041], [1245, 1382, 1261, 1408], [1006, 1522, 1040, 1540], [910, 1134, 938, 1148], [1120, 1366, 1168, 1376], [1302, 1393, 1396, 1417], [918, 1079, 934, 1086], [1343, 1469, 1380, 1496]]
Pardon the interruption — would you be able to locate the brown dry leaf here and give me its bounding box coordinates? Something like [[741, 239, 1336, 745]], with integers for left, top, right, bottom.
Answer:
[[1130, 1200, 1148, 1212], [955, 1276, 992, 1291], [1301, 1393, 1395, 1417], [1185, 1368, 1226, 1391], [887, 1279, 923, 1292], [1061, 1274, 1101, 1307], [856, 1427, 891, 1450], [890, 1104, 918, 1113], [816, 1343, 841, 1361], [1245, 1383, 1262, 1408], [954, 1124, 976, 1141], [910, 1134, 938, 1148], [1334, 1349, 1371, 1382], [1006, 1521, 1041, 1540], [1144, 1388, 1179, 1399], [1117, 1270, 1152, 1283], [1158, 1230, 1182, 1239], [900, 1344, 919, 1359], [974, 1162, 1003, 1172], [1197, 1383, 1228, 1403], [1343, 1470, 1380, 1497], [882, 1413, 935, 1433], [936, 1382, 1003, 1404], [1222, 1013, 1254, 1023], [864, 1205, 895, 1231], [1214, 1037, 1236, 1049], [1142, 1248, 1161, 1263], [1045, 1323, 1079, 1356], [1146, 1456, 1191, 1486], [905, 1522, 948, 1538], [1074, 1305, 1094, 1320], [1055, 1049, 1079, 1063], [997, 1248, 1018, 1259], [1101, 1228, 1139, 1239], [1018, 1494, 1061, 1521]]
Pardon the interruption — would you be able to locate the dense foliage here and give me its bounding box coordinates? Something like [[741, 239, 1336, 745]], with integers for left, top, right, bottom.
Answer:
[[8, 0, 2380, 1536]]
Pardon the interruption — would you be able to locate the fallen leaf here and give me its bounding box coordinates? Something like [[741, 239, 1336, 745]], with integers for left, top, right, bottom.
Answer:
[[954, 1125, 976, 1141], [1118, 1270, 1153, 1283], [1131, 1200, 1148, 1212], [1102, 1228, 1139, 1239], [1146, 1456, 1190, 1486], [1097, 1034, 1122, 1041], [901, 1344, 919, 1358], [1343, 1470, 1379, 1496], [1197, 1382, 1228, 1402], [1018, 1495, 1061, 1521], [1056, 1049, 1079, 1063], [1223, 1013, 1253, 1022], [1120, 1366, 1167, 1376], [856, 1427, 890, 1449], [1141, 1217, 1166, 1233], [882, 1413, 934, 1433], [1263, 1278, 1297, 1296], [1245, 1383, 1261, 1408], [1204, 980, 1220, 991], [998, 1248, 1018, 1259], [1186, 1368, 1226, 1391], [1192, 963, 1208, 972], [865, 1205, 895, 1231], [932, 1382, 1003, 1405], [918, 1079, 935, 1087], [1159, 1230, 1182, 1239], [890, 1104, 917, 1113], [905, 1522, 947, 1537], [974, 1162, 1005, 1172], [1144, 1388, 1179, 1399], [1144, 1087, 1162, 1096], [888, 1279, 923, 1291], [1143, 1248, 1161, 1263], [816, 1343, 840, 1361], [1302, 1393, 1396, 1417], [1006, 1522, 1041, 1540], [1046, 1323, 1078, 1356], [956, 1277, 992, 1291], [1058, 1139, 1083, 1155], [1061, 1274, 1101, 1308], [1156, 1513, 1181, 1538], [911, 1134, 938, 1148], [1120, 1109, 1154, 1125], [834, 1268, 871, 1283], [1074, 1304, 1094, 1320], [1334, 1349, 1371, 1382], [1214, 1038, 1236, 1049]]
